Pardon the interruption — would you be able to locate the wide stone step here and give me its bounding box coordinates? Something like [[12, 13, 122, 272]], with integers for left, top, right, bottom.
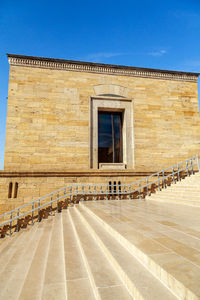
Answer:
[[62, 210, 95, 300], [0, 224, 37, 277], [41, 213, 67, 300], [80, 200, 200, 300], [18, 217, 54, 300], [148, 192, 200, 199], [75, 204, 178, 300], [147, 197, 200, 207], [0, 220, 47, 299], [69, 207, 133, 300]]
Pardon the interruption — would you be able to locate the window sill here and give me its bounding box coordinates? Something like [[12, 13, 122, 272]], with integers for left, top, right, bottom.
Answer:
[[99, 163, 126, 170]]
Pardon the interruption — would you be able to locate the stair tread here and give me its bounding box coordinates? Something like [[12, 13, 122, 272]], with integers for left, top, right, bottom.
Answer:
[[76, 205, 177, 300], [0, 220, 47, 299], [41, 213, 67, 299], [69, 207, 133, 300], [18, 216, 54, 300], [62, 210, 89, 281], [0, 223, 39, 269], [62, 210, 96, 300], [81, 200, 200, 299]]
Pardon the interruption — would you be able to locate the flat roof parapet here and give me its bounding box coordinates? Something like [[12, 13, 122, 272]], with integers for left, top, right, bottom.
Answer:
[[7, 53, 199, 82]]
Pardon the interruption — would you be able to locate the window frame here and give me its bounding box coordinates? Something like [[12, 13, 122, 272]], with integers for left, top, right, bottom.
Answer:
[[90, 96, 134, 170]]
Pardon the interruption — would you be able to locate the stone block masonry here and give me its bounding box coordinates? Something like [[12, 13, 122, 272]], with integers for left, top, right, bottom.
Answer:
[[0, 54, 199, 214]]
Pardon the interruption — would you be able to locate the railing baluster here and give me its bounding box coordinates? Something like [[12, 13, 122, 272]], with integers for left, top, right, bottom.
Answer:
[[162, 171, 165, 188], [139, 183, 141, 200], [82, 186, 84, 201], [172, 168, 175, 184], [94, 186, 96, 201], [197, 155, 200, 171], [57, 192, 59, 213], [32, 203, 34, 224], [186, 161, 189, 177], [38, 200, 40, 222], [191, 159, 194, 175], [100, 185, 103, 199], [16, 209, 19, 232], [146, 177, 149, 196], [76, 186, 78, 203], [177, 164, 180, 181], [64, 188, 66, 208], [10, 212, 12, 236], [50, 196, 53, 215], [129, 185, 131, 200], [70, 187, 72, 206]]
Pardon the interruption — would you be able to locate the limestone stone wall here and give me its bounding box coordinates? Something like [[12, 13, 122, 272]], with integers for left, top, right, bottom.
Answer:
[[0, 173, 149, 215], [4, 64, 200, 172]]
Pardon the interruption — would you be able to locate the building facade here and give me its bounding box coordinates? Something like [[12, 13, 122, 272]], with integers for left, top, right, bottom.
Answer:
[[0, 54, 199, 213]]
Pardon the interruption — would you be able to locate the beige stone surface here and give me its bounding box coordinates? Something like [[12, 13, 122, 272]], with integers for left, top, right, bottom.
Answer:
[[81, 200, 200, 299], [1, 197, 199, 299], [0, 173, 150, 214], [4, 63, 200, 172]]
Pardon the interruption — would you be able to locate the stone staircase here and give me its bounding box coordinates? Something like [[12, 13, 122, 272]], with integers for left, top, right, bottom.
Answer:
[[146, 172, 200, 206], [1, 196, 200, 299]]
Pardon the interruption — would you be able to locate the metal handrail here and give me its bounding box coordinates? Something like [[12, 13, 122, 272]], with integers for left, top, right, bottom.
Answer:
[[0, 154, 199, 235]]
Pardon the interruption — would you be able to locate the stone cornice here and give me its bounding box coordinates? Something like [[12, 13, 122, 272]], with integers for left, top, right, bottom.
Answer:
[[0, 170, 193, 178], [7, 54, 199, 82]]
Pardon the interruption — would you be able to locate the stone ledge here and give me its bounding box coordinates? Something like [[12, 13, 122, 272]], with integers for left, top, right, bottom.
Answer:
[[0, 170, 158, 178], [7, 53, 199, 82]]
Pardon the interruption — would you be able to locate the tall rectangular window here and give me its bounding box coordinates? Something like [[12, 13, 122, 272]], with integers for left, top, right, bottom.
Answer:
[[98, 111, 123, 165]]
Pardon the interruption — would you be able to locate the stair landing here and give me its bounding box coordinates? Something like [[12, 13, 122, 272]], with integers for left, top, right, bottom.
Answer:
[[0, 199, 200, 299]]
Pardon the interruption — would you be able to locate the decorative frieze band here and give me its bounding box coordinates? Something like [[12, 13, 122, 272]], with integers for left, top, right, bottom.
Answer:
[[8, 55, 198, 82]]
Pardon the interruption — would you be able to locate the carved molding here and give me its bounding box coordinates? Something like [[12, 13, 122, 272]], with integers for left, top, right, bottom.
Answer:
[[8, 56, 198, 82], [93, 84, 129, 97]]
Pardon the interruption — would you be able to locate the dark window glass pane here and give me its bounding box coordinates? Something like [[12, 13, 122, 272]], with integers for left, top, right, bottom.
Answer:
[[98, 113, 113, 163], [98, 111, 123, 165], [113, 114, 123, 163]]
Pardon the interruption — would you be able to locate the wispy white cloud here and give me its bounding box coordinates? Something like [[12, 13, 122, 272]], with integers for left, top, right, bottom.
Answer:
[[173, 11, 200, 28], [85, 49, 168, 61], [182, 59, 200, 72], [148, 49, 167, 57], [86, 52, 131, 60]]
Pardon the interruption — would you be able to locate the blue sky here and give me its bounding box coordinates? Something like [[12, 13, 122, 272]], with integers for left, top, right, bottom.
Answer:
[[0, 0, 200, 170]]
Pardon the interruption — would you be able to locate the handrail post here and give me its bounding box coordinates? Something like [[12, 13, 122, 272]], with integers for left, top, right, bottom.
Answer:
[[64, 188, 66, 208], [57, 192, 59, 213], [123, 185, 126, 199], [146, 177, 149, 196], [196, 155, 200, 171], [50, 196, 53, 215], [139, 183, 141, 200], [94, 186, 97, 201], [88, 185, 91, 201], [82, 186, 84, 201], [119, 182, 121, 200], [177, 164, 180, 181], [38, 200, 40, 222], [162, 172, 165, 188], [76, 186, 78, 204], [158, 173, 161, 191], [70, 187, 72, 206], [190, 159, 194, 175], [100, 185, 103, 195], [129, 185, 131, 200], [186, 161, 189, 177], [172, 168, 175, 184], [16, 209, 19, 232], [32, 203, 34, 224], [10, 212, 12, 236]]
